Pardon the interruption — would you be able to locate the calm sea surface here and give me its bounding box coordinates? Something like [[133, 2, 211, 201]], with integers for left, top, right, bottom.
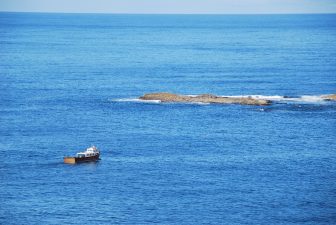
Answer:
[[0, 12, 336, 224]]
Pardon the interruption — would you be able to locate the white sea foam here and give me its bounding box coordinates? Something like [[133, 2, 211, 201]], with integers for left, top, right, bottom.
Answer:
[[109, 98, 162, 103], [299, 95, 325, 102], [110, 98, 212, 105], [223, 95, 285, 101], [192, 102, 211, 105], [222, 94, 327, 103]]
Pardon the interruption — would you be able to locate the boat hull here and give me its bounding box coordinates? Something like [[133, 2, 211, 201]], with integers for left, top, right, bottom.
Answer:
[[64, 154, 100, 164]]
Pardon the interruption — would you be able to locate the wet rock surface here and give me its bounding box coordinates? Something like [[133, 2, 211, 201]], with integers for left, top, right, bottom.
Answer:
[[322, 94, 336, 100], [139, 92, 272, 106]]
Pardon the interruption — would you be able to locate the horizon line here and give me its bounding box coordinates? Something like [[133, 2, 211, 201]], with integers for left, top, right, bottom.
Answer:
[[1, 10, 336, 15]]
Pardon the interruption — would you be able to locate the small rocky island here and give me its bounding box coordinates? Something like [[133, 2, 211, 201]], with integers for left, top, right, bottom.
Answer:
[[139, 92, 272, 106], [322, 94, 336, 100]]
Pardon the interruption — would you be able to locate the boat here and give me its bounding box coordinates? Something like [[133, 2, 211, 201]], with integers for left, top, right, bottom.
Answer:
[[64, 146, 100, 164]]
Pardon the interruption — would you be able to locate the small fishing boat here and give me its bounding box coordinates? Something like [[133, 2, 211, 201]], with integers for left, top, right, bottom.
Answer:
[[64, 146, 100, 164]]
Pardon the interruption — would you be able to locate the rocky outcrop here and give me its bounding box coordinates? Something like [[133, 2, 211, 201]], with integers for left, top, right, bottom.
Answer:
[[139, 92, 271, 106], [321, 94, 336, 101]]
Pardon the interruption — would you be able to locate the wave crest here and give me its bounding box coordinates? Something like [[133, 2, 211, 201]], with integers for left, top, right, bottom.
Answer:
[[109, 98, 161, 103], [222, 95, 328, 103]]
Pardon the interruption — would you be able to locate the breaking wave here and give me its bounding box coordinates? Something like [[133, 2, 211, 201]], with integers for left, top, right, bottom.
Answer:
[[222, 95, 329, 103], [109, 98, 211, 105], [110, 98, 162, 103]]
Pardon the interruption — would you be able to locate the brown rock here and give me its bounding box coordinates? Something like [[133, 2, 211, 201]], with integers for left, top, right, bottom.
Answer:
[[322, 94, 336, 101], [139, 92, 271, 106]]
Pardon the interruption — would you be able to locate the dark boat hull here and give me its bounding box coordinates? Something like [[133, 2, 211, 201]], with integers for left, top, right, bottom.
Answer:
[[64, 154, 100, 164]]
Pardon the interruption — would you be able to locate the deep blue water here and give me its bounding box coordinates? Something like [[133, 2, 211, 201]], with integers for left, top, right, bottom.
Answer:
[[1, 12, 336, 224]]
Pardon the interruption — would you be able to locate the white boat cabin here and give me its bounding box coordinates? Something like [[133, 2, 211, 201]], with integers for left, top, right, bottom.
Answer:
[[76, 146, 99, 158]]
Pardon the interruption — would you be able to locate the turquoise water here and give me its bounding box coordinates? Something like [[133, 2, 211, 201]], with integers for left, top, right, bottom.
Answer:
[[1, 12, 336, 224]]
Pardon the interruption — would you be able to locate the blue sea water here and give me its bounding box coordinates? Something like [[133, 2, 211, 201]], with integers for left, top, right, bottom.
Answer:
[[0, 12, 336, 224]]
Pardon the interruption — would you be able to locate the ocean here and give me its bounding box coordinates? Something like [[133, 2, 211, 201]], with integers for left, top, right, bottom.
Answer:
[[0, 12, 336, 224]]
